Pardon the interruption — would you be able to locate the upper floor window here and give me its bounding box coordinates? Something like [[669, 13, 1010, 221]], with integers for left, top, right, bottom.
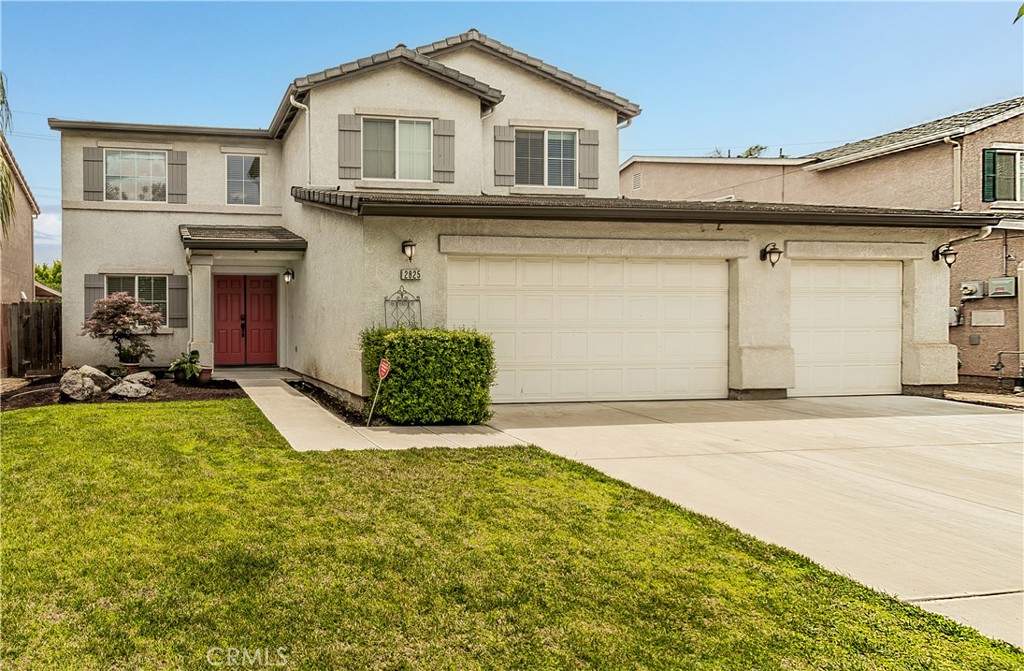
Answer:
[[363, 118, 431, 181], [515, 129, 576, 187], [106, 275, 168, 319], [226, 155, 261, 205], [105, 150, 167, 202], [983, 148, 1023, 203]]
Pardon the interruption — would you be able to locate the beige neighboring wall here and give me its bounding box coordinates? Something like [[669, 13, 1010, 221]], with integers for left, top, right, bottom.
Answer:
[[1, 133, 39, 305]]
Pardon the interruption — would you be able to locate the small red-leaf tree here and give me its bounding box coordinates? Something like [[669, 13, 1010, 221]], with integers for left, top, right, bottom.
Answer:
[[82, 292, 164, 363]]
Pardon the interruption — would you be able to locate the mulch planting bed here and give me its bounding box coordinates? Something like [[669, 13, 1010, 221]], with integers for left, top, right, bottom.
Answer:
[[1, 375, 246, 412], [286, 379, 391, 427]]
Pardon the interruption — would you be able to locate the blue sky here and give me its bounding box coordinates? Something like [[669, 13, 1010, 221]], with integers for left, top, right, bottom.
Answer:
[[3, 2, 1022, 263]]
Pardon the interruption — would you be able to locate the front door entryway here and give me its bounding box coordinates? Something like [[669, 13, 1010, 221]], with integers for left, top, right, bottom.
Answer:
[[214, 275, 278, 366]]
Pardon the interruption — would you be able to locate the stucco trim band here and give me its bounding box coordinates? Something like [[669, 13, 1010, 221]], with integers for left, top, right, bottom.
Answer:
[[784, 241, 928, 260], [438, 235, 750, 259]]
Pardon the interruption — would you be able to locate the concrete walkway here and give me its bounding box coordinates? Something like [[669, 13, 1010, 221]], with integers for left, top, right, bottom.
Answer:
[[489, 396, 1024, 647], [225, 368, 522, 451]]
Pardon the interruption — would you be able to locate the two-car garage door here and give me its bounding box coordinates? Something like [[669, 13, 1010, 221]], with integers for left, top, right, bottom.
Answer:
[[447, 256, 729, 402]]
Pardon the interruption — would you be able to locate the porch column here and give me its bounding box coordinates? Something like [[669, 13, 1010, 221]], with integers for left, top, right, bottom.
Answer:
[[901, 258, 958, 392], [189, 254, 215, 369], [727, 255, 795, 399]]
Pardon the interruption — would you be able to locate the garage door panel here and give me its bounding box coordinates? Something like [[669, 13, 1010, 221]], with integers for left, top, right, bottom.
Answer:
[[448, 257, 481, 286], [520, 259, 554, 287], [556, 260, 588, 287], [791, 260, 902, 397], [449, 256, 729, 402], [592, 260, 625, 287]]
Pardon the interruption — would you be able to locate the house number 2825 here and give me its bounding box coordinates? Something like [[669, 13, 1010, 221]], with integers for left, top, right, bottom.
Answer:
[[400, 269, 422, 281]]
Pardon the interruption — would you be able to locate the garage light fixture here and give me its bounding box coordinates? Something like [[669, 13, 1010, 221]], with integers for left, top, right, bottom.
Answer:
[[932, 243, 958, 267], [402, 240, 416, 262], [759, 242, 783, 267]]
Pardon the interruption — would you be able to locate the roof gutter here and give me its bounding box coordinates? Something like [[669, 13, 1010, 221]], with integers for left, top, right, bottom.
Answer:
[[352, 202, 1000, 228]]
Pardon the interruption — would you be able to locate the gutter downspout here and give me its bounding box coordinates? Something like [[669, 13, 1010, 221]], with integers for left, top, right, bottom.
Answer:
[[943, 136, 962, 211], [289, 94, 311, 186]]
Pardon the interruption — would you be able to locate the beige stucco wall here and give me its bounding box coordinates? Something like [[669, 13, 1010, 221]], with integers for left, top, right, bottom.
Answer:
[[433, 48, 622, 198], [302, 64, 485, 193], [0, 171, 35, 304], [59, 130, 285, 368], [286, 209, 957, 398]]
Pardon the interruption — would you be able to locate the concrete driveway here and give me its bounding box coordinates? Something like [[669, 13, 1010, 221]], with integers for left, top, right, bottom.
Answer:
[[489, 395, 1024, 647]]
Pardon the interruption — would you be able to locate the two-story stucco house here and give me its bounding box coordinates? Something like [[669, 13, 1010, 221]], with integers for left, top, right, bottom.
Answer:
[[50, 30, 1009, 403], [621, 98, 1024, 388]]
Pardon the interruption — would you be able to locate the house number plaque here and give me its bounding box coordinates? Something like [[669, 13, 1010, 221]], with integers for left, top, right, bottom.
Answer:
[[400, 268, 422, 281]]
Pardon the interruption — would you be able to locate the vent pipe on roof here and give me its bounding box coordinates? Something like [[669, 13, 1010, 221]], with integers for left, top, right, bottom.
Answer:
[[290, 94, 311, 186], [943, 136, 962, 211]]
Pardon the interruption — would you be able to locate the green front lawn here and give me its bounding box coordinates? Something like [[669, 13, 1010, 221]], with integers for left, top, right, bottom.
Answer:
[[2, 401, 1020, 670]]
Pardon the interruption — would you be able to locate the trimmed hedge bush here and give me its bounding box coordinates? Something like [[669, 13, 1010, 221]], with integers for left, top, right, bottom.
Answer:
[[360, 327, 497, 425]]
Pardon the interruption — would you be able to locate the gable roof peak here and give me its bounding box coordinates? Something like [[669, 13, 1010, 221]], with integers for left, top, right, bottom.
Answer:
[[415, 29, 641, 122]]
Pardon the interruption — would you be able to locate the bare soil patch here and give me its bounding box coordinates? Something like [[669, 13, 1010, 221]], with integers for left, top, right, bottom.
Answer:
[[285, 379, 391, 427]]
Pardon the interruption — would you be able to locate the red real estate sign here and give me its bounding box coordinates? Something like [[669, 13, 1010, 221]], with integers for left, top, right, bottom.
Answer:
[[378, 358, 391, 380]]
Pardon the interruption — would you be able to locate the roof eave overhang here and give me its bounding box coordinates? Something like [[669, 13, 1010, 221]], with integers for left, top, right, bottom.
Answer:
[[48, 118, 271, 140], [182, 239, 308, 251], [804, 128, 964, 172], [292, 194, 996, 229]]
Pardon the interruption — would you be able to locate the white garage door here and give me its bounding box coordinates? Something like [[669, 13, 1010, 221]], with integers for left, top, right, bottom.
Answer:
[[790, 260, 902, 397], [447, 256, 729, 403]]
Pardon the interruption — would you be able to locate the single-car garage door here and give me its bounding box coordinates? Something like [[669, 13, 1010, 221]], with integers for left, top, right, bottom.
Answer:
[[790, 260, 902, 397], [447, 256, 729, 402]]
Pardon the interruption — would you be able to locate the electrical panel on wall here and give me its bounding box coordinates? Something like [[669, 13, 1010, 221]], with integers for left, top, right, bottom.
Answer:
[[987, 277, 1017, 298], [960, 281, 985, 299]]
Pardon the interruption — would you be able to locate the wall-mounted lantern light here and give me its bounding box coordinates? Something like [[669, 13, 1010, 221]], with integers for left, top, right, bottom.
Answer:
[[932, 243, 958, 267], [283, 268, 295, 284], [402, 240, 416, 262], [759, 242, 783, 267]]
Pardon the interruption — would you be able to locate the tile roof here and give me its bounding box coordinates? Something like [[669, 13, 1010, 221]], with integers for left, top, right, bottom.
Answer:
[[415, 29, 642, 122], [291, 187, 1007, 228], [179, 225, 307, 250], [293, 45, 504, 106], [806, 97, 1024, 163]]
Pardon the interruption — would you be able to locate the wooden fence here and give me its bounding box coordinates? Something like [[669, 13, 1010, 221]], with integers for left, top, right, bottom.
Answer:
[[2, 301, 62, 377]]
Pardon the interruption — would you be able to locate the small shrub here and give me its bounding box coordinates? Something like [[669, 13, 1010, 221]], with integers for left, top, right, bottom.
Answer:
[[361, 327, 496, 425], [81, 292, 163, 363]]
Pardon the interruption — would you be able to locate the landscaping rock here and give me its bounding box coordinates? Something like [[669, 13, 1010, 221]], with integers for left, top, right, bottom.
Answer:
[[59, 370, 97, 401], [78, 365, 116, 391], [123, 371, 157, 388], [107, 380, 153, 399]]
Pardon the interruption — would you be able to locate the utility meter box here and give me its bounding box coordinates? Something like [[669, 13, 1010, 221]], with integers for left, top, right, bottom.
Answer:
[[987, 277, 1017, 298], [960, 281, 985, 299], [948, 306, 961, 326]]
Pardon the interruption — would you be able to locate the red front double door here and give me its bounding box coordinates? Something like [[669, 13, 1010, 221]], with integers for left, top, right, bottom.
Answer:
[[214, 275, 278, 366]]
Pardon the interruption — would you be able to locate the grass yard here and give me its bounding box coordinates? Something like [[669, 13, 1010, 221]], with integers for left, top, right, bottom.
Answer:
[[2, 400, 1021, 670]]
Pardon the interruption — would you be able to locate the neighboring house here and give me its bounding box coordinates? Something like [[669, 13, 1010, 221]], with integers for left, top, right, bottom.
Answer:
[[34, 281, 61, 302], [622, 98, 1024, 387], [1, 131, 41, 375], [1, 131, 40, 304], [50, 30, 1008, 403]]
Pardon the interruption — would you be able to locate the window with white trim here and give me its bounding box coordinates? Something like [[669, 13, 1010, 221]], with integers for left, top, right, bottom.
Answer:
[[106, 275, 168, 319], [515, 129, 577, 187], [993, 150, 1023, 202], [226, 155, 261, 205], [363, 118, 431, 180], [105, 150, 167, 202]]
